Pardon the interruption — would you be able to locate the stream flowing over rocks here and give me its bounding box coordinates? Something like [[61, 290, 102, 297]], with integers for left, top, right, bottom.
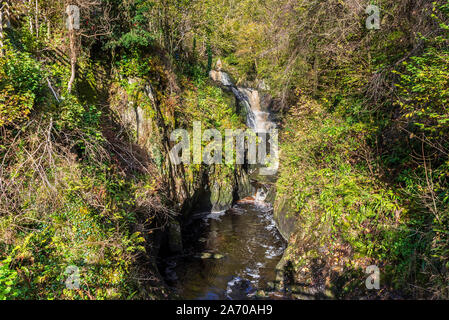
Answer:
[[160, 65, 288, 300], [209, 68, 276, 132]]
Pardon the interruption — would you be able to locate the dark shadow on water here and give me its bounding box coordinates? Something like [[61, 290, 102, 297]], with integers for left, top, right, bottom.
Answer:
[[161, 200, 287, 300]]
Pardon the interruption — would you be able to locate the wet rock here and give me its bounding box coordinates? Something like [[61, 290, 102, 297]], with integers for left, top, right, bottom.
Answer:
[[236, 168, 252, 199], [200, 252, 212, 259], [209, 70, 234, 87], [226, 277, 255, 300], [210, 181, 234, 212], [198, 252, 224, 259], [236, 196, 255, 204]]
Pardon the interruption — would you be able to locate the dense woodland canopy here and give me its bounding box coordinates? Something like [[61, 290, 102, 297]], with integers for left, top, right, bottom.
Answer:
[[0, 0, 449, 299]]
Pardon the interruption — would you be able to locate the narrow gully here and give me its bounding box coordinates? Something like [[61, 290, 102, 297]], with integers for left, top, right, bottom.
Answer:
[[160, 67, 285, 299]]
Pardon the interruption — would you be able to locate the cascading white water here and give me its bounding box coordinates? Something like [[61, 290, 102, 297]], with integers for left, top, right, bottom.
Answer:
[[255, 188, 267, 203], [210, 70, 275, 132], [235, 87, 274, 132], [220, 72, 233, 87], [210, 69, 233, 87], [210, 69, 278, 175], [230, 87, 257, 129]]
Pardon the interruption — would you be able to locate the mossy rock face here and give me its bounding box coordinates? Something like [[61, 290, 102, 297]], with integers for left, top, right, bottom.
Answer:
[[210, 181, 234, 212], [273, 195, 297, 241], [110, 79, 158, 153], [221, 88, 238, 113], [236, 167, 252, 199], [208, 166, 252, 212]]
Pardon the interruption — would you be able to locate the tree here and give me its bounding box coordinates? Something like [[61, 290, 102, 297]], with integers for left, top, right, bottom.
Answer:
[[0, 0, 11, 57], [65, 0, 113, 93]]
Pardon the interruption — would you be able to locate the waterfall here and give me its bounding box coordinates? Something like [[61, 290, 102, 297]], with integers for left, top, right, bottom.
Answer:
[[210, 70, 275, 132], [220, 72, 233, 86], [232, 86, 275, 132], [255, 188, 267, 203], [231, 87, 257, 129], [210, 69, 278, 176]]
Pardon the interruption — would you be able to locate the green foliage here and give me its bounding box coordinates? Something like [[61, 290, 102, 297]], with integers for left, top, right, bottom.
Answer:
[[0, 45, 44, 126], [109, 29, 155, 51], [56, 96, 102, 133], [275, 0, 449, 298], [115, 52, 154, 79], [278, 101, 400, 252], [395, 48, 449, 135], [179, 76, 242, 129], [0, 257, 19, 300], [3, 0, 449, 300], [105, 0, 157, 50], [0, 114, 153, 299]]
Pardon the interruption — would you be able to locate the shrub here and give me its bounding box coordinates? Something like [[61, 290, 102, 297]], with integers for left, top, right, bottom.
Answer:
[[0, 46, 44, 126]]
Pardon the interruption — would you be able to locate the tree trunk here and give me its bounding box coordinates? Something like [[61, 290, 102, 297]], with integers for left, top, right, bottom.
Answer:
[[0, 7, 4, 57], [28, 0, 33, 34], [313, 54, 319, 94], [0, 1, 11, 56], [34, 0, 38, 38], [67, 29, 76, 93], [46, 16, 50, 39]]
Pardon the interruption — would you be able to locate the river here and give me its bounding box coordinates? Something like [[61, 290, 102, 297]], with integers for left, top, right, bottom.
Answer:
[[163, 191, 285, 299]]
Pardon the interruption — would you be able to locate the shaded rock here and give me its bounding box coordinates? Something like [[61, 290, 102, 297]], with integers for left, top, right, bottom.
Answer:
[[200, 252, 212, 259], [273, 195, 297, 241], [210, 181, 234, 212], [168, 221, 183, 254], [226, 277, 255, 300]]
